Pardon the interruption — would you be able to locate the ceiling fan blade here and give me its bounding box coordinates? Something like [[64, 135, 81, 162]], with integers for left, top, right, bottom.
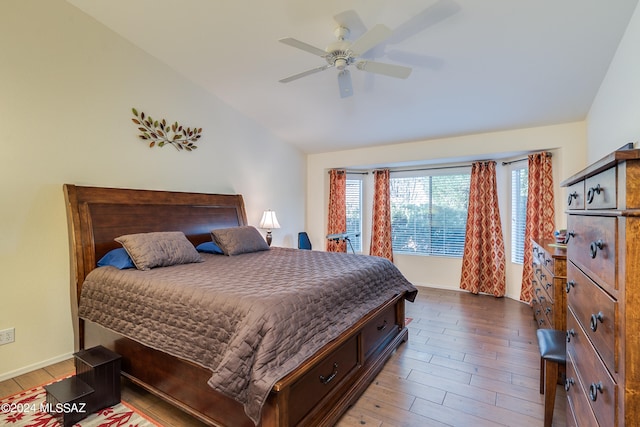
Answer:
[[333, 10, 367, 39], [356, 61, 412, 79], [279, 65, 332, 83], [338, 69, 353, 98], [388, 0, 461, 44], [349, 24, 393, 56], [279, 37, 327, 57]]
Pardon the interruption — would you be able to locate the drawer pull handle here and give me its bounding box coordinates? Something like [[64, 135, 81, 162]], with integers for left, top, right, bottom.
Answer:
[[590, 312, 604, 332], [567, 191, 578, 206], [319, 363, 339, 385], [565, 377, 575, 392], [566, 329, 576, 342], [544, 258, 551, 266], [586, 184, 602, 204], [565, 231, 575, 243], [590, 240, 604, 258], [545, 307, 552, 314], [589, 381, 604, 402], [377, 320, 388, 331], [566, 280, 575, 293], [545, 283, 551, 290]]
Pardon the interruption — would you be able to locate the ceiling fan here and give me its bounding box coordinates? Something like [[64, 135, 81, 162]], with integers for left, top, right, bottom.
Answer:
[[278, 22, 412, 98]]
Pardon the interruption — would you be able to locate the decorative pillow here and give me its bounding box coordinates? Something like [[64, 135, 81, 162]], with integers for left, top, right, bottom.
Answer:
[[97, 248, 135, 269], [196, 241, 224, 254], [211, 226, 269, 256], [115, 231, 202, 270]]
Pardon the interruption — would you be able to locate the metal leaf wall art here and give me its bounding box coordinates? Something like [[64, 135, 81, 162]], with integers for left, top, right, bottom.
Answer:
[[131, 108, 203, 151]]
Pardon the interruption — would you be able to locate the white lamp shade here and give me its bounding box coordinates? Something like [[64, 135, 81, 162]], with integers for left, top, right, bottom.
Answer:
[[259, 210, 280, 229]]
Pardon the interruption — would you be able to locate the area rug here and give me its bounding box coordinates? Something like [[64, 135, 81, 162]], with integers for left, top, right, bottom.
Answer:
[[1, 376, 159, 427]]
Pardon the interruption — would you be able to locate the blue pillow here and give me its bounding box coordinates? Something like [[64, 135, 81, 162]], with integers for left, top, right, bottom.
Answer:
[[97, 248, 135, 269], [196, 241, 224, 254]]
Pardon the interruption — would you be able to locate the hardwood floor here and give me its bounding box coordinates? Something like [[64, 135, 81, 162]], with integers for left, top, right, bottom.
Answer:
[[1, 286, 566, 426]]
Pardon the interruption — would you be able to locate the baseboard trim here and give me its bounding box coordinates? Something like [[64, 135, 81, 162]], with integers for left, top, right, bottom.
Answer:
[[0, 352, 74, 382]]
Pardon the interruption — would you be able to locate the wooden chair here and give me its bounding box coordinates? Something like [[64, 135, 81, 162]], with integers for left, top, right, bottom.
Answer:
[[536, 329, 567, 427]]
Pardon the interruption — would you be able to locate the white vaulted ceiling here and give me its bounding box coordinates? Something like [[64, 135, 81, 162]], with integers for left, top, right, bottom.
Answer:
[[66, 0, 639, 153]]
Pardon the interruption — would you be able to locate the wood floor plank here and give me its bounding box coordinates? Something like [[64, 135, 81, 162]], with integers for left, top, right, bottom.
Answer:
[[442, 392, 542, 426]]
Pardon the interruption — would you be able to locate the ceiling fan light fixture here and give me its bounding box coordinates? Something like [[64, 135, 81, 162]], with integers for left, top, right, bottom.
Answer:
[[335, 58, 347, 70]]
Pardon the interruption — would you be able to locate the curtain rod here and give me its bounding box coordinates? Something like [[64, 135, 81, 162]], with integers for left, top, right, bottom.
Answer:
[[327, 170, 369, 175], [329, 152, 552, 174], [389, 164, 475, 173], [501, 152, 552, 166]]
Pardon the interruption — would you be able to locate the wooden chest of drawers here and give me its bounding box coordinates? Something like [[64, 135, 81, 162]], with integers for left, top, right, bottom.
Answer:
[[531, 238, 567, 331], [561, 144, 640, 427]]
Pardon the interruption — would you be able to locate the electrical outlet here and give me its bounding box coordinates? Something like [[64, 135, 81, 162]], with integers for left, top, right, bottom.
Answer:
[[0, 328, 15, 345]]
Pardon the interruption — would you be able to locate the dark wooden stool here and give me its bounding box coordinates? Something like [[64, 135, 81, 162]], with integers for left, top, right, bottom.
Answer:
[[536, 329, 566, 427]]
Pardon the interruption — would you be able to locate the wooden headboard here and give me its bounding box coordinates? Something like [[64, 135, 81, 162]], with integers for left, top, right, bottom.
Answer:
[[63, 184, 247, 348]]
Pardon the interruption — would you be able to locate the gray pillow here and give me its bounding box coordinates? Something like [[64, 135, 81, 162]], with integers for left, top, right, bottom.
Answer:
[[115, 231, 202, 270], [211, 226, 269, 256]]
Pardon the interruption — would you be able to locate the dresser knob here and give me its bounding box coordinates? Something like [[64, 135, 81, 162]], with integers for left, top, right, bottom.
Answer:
[[589, 381, 604, 402], [567, 191, 579, 206], [565, 377, 575, 392], [566, 280, 576, 293], [586, 184, 602, 204], [590, 240, 604, 259], [566, 329, 576, 342], [590, 312, 605, 332]]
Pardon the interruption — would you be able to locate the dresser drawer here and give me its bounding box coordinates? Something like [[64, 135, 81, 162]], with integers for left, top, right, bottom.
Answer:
[[566, 352, 601, 427], [567, 215, 617, 293], [567, 262, 617, 374], [566, 180, 585, 210], [289, 334, 359, 425], [585, 167, 617, 209], [361, 303, 400, 357], [567, 310, 617, 427]]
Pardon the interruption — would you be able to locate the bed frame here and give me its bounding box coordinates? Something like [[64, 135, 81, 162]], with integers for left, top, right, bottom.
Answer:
[[63, 184, 409, 427]]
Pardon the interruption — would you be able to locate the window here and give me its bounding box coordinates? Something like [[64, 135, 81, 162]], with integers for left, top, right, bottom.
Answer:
[[511, 166, 528, 263], [390, 170, 470, 257], [345, 178, 362, 253]]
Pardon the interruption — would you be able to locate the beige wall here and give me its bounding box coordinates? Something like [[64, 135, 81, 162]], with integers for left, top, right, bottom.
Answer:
[[307, 122, 586, 300], [0, 0, 305, 379], [587, 2, 640, 161]]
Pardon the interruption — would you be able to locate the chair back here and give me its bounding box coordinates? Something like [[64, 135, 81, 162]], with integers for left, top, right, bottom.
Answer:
[[298, 232, 312, 250]]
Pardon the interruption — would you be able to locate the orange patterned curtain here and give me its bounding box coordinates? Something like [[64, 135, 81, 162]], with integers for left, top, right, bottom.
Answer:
[[370, 169, 393, 262], [326, 169, 347, 252], [460, 161, 507, 297], [520, 152, 555, 302]]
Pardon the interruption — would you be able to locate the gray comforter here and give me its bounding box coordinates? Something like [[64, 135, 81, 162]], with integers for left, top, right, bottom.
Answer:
[[78, 247, 417, 424]]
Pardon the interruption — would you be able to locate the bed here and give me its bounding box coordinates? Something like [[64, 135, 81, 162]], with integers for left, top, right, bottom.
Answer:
[[63, 184, 417, 427]]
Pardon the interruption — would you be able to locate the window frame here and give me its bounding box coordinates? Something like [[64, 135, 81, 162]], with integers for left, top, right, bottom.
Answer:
[[389, 167, 471, 258], [510, 163, 529, 264], [345, 175, 363, 253]]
